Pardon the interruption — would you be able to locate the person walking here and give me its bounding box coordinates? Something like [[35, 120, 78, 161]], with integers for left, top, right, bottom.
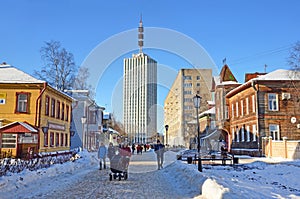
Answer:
[[107, 142, 115, 161], [131, 143, 136, 155], [98, 142, 107, 170], [154, 140, 165, 170]]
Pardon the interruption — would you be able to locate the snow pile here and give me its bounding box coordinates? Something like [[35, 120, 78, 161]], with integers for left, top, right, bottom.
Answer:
[[0, 150, 300, 198]]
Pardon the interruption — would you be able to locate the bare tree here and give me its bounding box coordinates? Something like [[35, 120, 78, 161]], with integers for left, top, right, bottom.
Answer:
[[287, 41, 300, 71], [34, 40, 77, 91], [73, 66, 95, 98]]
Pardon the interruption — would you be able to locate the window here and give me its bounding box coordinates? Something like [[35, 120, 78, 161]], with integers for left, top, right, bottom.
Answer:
[[66, 105, 69, 121], [252, 95, 256, 113], [44, 132, 48, 147], [246, 97, 249, 115], [196, 83, 200, 87], [196, 76, 201, 80], [252, 125, 257, 142], [89, 110, 97, 124], [65, 134, 68, 146], [50, 132, 54, 147], [56, 133, 59, 147], [236, 127, 239, 142], [236, 102, 239, 117], [16, 92, 29, 113], [184, 83, 192, 87], [241, 100, 244, 116], [232, 128, 235, 142], [2, 134, 17, 148], [56, 101, 60, 119], [51, 98, 56, 117], [184, 76, 192, 80], [246, 126, 250, 142], [269, 124, 280, 140], [268, 93, 278, 111], [45, 96, 50, 116], [241, 126, 245, 142], [61, 103, 65, 120], [60, 133, 64, 146], [231, 103, 234, 118], [225, 106, 229, 119], [183, 90, 192, 95]]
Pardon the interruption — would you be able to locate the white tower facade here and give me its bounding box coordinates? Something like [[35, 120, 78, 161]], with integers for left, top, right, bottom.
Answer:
[[123, 18, 157, 144]]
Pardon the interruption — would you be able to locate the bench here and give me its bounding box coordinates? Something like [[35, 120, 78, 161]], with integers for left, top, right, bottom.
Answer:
[[200, 158, 233, 165]]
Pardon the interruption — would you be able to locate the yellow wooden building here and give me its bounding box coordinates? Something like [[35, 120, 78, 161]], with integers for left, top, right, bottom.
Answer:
[[0, 63, 73, 158]]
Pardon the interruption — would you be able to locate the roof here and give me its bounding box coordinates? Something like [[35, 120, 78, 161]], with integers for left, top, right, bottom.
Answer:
[[0, 64, 45, 84], [219, 64, 238, 83], [226, 69, 300, 98], [0, 121, 38, 133], [252, 69, 300, 81]]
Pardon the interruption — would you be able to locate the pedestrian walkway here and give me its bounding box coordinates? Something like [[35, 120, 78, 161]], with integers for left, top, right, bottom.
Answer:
[[128, 149, 177, 173]]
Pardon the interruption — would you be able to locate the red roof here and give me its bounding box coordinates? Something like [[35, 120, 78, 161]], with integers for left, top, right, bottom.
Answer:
[[0, 122, 38, 133]]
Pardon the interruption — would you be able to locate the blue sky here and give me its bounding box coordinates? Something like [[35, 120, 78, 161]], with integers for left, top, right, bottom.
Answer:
[[1, 0, 300, 132]]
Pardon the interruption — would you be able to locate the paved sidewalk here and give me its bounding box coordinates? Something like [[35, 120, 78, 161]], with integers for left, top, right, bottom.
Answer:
[[128, 149, 177, 173]]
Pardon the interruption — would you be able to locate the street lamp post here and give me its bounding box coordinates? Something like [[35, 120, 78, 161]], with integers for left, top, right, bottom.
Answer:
[[81, 117, 87, 149], [193, 94, 202, 172], [165, 125, 169, 147]]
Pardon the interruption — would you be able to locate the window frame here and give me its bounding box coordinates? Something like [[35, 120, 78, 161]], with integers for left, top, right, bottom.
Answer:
[[51, 98, 56, 118], [268, 93, 279, 111], [45, 96, 50, 116], [269, 124, 280, 140], [16, 92, 30, 113]]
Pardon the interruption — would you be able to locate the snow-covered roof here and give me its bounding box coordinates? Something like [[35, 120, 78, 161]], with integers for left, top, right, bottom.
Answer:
[[227, 69, 300, 98], [252, 69, 300, 81], [0, 64, 45, 84], [213, 75, 240, 86], [199, 107, 215, 117]]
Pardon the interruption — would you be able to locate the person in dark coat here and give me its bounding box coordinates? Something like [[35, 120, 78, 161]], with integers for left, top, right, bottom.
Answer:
[[107, 142, 115, 161], [154, 140, 165, 170], [131, 143, 136, 155]]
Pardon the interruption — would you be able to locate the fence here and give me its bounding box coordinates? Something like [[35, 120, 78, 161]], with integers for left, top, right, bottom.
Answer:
[[262, 137, 300, 159]]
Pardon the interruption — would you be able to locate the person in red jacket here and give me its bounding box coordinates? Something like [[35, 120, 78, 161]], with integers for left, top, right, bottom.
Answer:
[[119, 143, 131, 171]]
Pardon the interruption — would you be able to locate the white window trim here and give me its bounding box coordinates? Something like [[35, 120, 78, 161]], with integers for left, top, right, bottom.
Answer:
[[268, 93, 279, 111], [269, 124, 280, 140], [252, 125, 257, 142], [252, 95, 255, 113], [246, 97, 249, 115], [236, 127, 240, 142], [241, 126, 245, 142], [241, 100, 244, 116], [246, 126, 250, 142], [236, 102, 239, 117]]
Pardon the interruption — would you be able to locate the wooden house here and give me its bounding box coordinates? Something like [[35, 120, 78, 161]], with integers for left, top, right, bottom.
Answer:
[[226, 69, 300, 156], [0, 63, 73, 158]]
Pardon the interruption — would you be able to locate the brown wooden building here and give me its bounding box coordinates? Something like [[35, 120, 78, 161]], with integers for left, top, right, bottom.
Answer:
[[226, 69, 300, 156]]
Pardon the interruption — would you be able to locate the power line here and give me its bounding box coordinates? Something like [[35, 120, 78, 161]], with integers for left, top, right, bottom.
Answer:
[[228, 44, 293, 66]]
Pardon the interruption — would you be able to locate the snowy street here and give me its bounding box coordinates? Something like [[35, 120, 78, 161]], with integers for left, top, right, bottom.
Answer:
[[0, 149, 300, 199]]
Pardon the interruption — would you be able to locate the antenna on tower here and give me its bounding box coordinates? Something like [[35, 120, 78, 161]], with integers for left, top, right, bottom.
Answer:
[[138, 14, 144, 53]]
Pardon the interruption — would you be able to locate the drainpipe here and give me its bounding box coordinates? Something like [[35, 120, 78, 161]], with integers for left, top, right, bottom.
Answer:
[[35, 82, 47, 153], [251, 80, 261, 156], [35, 82, 47, 127]]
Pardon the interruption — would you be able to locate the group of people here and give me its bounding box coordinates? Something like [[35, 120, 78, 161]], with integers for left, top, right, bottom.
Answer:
[[131, 143, 151, 155], [97, 142, 131, 170], [98, 140, 166, 170]]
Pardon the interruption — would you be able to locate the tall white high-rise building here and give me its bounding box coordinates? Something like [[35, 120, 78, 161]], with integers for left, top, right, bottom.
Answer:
[[123, 18, 157, 144]]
